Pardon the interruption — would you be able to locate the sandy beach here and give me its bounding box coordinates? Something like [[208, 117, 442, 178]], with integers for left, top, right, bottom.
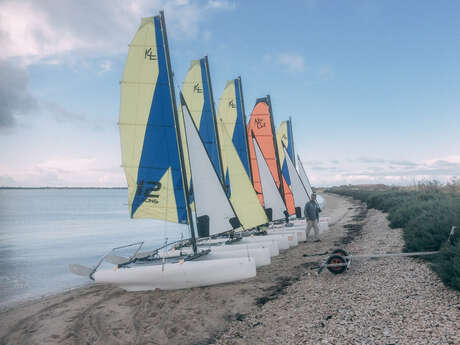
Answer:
[[1, 193, 458, 345]]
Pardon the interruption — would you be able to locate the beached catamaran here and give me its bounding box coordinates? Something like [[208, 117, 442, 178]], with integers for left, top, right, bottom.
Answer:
[[69, 12, 257, 290], [277, 119, 311, 217], [216, 78, 269, 230], [247, 96, 295, 219]]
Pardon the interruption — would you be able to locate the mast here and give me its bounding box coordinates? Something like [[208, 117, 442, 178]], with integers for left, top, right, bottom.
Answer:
[[237, 76, 254, 183], [289, 116, 295, 168], [266, 94, 286, 205], [160, 11, 197, 254], [204, 56, 225, 186]]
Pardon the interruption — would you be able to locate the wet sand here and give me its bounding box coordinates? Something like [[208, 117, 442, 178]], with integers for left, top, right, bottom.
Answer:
[[2, 193, 457, 345]]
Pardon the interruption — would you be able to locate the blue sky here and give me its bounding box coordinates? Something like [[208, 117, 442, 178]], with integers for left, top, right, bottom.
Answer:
[[1, 0, 459, 187]]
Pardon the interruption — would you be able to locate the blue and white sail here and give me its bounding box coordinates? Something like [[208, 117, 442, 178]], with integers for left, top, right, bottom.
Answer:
[[217, 77, 251, 178], [119, 15, 187, 223], [180, 57, 223, 182]]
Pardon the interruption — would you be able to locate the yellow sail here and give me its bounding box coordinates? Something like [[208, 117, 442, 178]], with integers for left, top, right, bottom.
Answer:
[[217, 118, 268, 229], [119, 16, 187, 223]]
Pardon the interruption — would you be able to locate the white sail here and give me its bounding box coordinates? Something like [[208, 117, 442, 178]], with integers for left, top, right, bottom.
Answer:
[[297, 155, 313, 198], [252, 137, 287, 221], [284, 146, 309, 217], [182, 96, 240, 237]]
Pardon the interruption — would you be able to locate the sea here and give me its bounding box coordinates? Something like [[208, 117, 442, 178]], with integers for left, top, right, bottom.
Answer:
[[0, 188, 187, 310]]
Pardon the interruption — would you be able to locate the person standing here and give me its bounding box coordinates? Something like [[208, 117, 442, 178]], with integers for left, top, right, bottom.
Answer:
[[304, 192, 321, 242]]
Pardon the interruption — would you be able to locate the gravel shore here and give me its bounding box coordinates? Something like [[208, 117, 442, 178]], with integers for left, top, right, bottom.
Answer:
[[213, 196, 460, 345], [1, 193, 458, 345]]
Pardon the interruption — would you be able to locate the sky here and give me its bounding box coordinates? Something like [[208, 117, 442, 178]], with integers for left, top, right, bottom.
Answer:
[[0, 0, 459, 187]]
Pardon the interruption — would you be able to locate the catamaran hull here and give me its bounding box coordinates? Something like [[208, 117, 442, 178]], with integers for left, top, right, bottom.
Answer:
[[94, 257, 256, 291], [196, 247, 271, 267], [211, 242, 279, 257], [269, 229, 306, 242], [241, 234, 290, 250], [174, 241, 279, 257]]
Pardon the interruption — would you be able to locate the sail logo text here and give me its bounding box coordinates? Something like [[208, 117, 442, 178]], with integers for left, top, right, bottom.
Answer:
[[144, 48, 157, 61], [136, 180, 161, 204], [228, 99, 236, 108], [255, 118, 266, 129], [193, 83, 203, 93]]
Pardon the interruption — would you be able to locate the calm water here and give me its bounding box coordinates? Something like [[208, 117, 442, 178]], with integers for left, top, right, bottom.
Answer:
[[0, 189, 187, 310]]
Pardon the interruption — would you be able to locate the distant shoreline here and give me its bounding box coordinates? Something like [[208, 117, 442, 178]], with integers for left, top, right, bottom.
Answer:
[[0, 187, 128, 190]]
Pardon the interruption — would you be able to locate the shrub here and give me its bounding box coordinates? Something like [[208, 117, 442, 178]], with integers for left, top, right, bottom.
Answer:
[[326, 185, 460, 291]]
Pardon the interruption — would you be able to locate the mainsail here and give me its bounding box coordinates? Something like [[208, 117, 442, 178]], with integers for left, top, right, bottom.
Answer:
[[217, 117, 268, 229], [181, 94, 240, 237], [276, 119, 296, 215], [216, 77, 252, 178], [179, 56, 223, 182], [247, 97, 295, 215], [276, 118, 295, 170], [252, 135, 287, 221], [283, 145, 310, 217], [297, 155, 313, 198], [119, 15, 187, 223]]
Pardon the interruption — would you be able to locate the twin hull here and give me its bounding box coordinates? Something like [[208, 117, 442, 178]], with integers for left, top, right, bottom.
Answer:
[[94, 257, 256, 291]]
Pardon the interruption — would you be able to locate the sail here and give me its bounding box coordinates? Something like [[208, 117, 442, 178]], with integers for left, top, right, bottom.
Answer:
[[276, 119, 296, 216], [217, 118, 268, 229], [180, 56, 223, 182], [181, 95, 240, 238], [247, 97, 295, 215], [119, 15, 187, 223], [216, 77, 251, 178], [276, 119, 295, 167], [297, 155, 313, 198], [252, 136, 287, 221], [283, 146, 309, 217]]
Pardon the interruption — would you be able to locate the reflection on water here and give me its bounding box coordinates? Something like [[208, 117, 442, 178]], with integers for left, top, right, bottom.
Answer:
[[0, 189, 189, 310]]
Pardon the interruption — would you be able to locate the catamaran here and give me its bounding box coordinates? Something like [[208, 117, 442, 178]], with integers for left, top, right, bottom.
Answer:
[[247, 96, 295, 220], [69, 12, 257, 290]]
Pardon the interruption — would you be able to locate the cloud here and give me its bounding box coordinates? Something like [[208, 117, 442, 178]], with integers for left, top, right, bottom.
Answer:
[[206, 0, 236, 10], [0, 60, 108, 131], [0, 158, 125, 187], [0, 60, 37, 130], [0, 0, 236, 65], [298, 155, 460, 187], [264, 53, 306, 73], [278, 53, 306, 73]]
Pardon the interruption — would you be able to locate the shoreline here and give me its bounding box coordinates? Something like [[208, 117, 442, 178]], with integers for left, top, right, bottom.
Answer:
[[1, 193, 458, 345]]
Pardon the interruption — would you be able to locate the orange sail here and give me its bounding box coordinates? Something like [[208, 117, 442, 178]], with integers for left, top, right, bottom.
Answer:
[[247, 97, 295, 215]]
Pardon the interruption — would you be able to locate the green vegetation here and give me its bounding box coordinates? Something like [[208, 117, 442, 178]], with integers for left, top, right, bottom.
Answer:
[[326, 181, 460, 291]]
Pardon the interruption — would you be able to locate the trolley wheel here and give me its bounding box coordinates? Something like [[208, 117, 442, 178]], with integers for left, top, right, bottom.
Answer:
[[332, 248, 349, 261], [326, 254, 347, 274]]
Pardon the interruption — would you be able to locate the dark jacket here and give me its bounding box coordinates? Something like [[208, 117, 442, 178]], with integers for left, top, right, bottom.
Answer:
[[304, 200, 321, 220]]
